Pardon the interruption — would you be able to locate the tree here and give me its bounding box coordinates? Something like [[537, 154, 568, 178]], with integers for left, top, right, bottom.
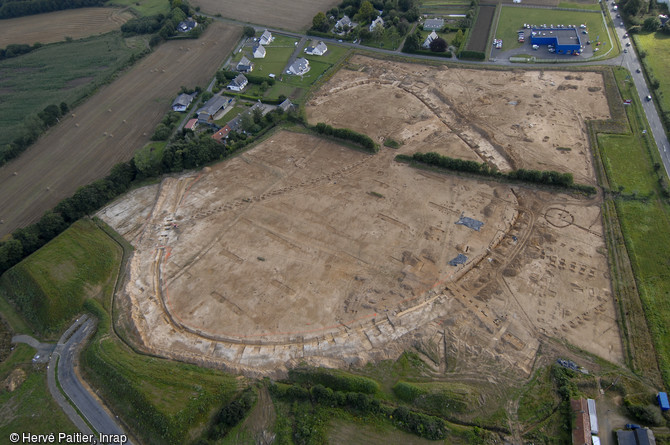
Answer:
[[429, 36, 447, 52], [623, 0, 641, 16], [60, 102, 69, 115], [312, 12, 329, 32], [372, 23, 385, 41], [402, 29, 421, 52], [357, 0, 376, 23], [0, 239, 23, 272], [643, 16, 661, 31], [243, 26, 255, 37], [452, 29, 465, 48], [36, 211, 67, 240]]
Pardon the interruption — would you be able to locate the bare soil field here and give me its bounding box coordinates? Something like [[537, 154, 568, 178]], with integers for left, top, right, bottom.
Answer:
[[191, 0, 340, 31], [0, 22, 241, 238], [99, 56, 620, 378], [0, 8, 133, 48]]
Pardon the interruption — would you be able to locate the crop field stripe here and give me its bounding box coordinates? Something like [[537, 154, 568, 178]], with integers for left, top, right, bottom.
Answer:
[[466, 5, 496, 52]]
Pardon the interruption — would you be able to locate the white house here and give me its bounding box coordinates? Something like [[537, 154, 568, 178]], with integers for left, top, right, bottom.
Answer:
[[422, 31, 439, 49], [369, 16, 384, 32], [259, 29, 274, 45], [304, 41, 328, 56], [178, 19, 197, 32], [236, 55, 254, 73], [287, 58, 310, 75], [171, 92, 196, 112], [252, 44, 266, 59], [227, 74, 248, 92]]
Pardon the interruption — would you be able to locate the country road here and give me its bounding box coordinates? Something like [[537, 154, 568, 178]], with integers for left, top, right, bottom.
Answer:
[[13, 316, 132, 444]]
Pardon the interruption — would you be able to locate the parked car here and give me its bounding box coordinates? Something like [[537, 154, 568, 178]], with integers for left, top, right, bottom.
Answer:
[[626, 42, 631, 46], [645, 95, 652, 101], [623, 48, 628, 53], [636, 68, 641, 73]]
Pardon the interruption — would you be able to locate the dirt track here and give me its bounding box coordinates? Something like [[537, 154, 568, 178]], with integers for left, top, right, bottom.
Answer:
[[0, 8, 133, 48], [191, 0, 340, 31], [0, 22, 241, 238]]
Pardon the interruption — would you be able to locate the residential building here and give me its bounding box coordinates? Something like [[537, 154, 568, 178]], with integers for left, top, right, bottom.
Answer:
[[236, 56, 254, 73], [196, 96, 229, 124], [252, 44, 266, 59], [423, 18, 444, 31], [259, 29, 274, 45], [422, 31, 439, 48], [287, 57, 310, 75], [304, 41, 328, 56], [171, 92, 196, 112], [369, 16, 384, 32], [227, 74, 248, 92]]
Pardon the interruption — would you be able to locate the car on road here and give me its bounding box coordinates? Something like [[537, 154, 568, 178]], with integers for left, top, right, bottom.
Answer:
[[617, 13, 621, 17], [636, 68, 641, 73], [624, 48, 628, 53], [620, 22, 624, 25], [626, 42, 631, 46], [623, 33, 628, 37], [646, 95, 652, 101]]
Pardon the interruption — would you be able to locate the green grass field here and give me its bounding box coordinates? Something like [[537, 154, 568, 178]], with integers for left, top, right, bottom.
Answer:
[[495, 6, 608, 52], [598, 133, 656, 195], [232, 35, 299, 77], [108, 0, 170, 16], [0, 32, 143, 146], [0, 344, 79, 438], [597, 68, 670, 386], [558, 1, 602, 10], [0, 219, 122, 335], [635, 32, 670, 114], [420, 0, 471, 15]]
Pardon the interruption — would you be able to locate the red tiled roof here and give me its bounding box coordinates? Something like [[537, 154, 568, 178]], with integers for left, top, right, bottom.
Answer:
[[211, 125, 231, 142], [571, 399, 592, 445], [185, 118, 198, 130]]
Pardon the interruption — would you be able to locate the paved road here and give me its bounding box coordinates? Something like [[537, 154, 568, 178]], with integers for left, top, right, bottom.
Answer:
[[11, 334, 55, 363], [55, 317, 132, 444], [604, 6, 670, 179]]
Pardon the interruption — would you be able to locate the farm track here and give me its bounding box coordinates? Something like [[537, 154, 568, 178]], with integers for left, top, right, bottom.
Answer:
[[0, 22, 242, 238]]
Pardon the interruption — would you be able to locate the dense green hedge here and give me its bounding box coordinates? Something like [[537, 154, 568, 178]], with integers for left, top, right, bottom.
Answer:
[[458, 50, 485, 60], [313, 122, 378, 152], [397, 152, 597, 194], [288, 367, 380, 394]]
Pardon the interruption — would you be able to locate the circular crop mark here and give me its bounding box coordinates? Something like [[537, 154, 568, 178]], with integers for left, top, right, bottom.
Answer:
[[544, 207, 574, 228]]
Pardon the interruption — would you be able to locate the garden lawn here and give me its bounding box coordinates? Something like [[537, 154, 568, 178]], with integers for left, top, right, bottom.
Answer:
[[635, 32, 670, 114], [495, 6, 607, 52]]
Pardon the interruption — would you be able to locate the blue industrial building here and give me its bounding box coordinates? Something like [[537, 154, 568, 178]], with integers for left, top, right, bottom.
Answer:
[[530, 27, 582, 54], [658, 392, 670, 411]]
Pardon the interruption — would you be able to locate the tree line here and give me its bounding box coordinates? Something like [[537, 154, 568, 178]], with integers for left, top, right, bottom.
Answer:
[[397, 152, 597, 194], [0, 0, 103, 19], [313, 122, 378, 152]]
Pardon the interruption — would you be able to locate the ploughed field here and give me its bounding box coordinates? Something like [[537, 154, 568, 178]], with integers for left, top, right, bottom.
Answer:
[[0, 8, 133, 48], [0, 22, 241, 238]]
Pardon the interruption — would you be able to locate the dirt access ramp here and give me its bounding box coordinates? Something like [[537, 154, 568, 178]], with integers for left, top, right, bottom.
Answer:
[[191, 0, 340, 31], [0, 8, 133, 48], [0, 22, 241, 238]]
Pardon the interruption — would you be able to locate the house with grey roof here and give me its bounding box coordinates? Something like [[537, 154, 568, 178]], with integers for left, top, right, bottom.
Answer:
[[252, 44, 266, 58], [227, 74, 248, 92], [278, 98, 294, 112], [422, 30, 439, 48], [236, 56, 254, 73], [335, 15, 356, 31], [304, 41, 328, 56], [259, 29, 274, 45], [287, 57, 310, 75], [423, 18, 445, 31], [171, 92, 196, 112], [196, 95, 230, 124], [178, 18, 197, 32]]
